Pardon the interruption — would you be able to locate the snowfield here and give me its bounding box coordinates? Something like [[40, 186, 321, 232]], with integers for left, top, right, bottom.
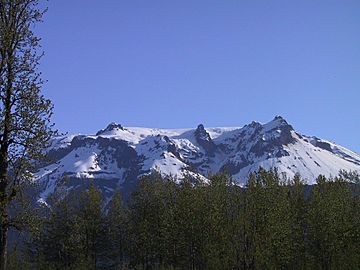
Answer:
[[36, 116, 360, 202]]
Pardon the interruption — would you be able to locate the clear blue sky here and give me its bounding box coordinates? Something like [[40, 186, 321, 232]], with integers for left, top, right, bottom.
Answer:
[[37, 0, 360, 153]]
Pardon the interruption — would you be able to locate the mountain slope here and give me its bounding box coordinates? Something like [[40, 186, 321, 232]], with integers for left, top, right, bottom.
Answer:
[[36, 116, 360, 202]]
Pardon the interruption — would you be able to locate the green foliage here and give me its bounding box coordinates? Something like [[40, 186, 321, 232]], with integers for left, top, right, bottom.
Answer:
[[6, 249, 31, 270], [32, 194, 83, 269], [244, 169, 293, 269], [77, 184, 106, 269], [17, 169, 360, 270], [0, 0, 56, 268], [287, 173, 308, 269], [107, 191, 127, 268], [308, 175, 360, 269]]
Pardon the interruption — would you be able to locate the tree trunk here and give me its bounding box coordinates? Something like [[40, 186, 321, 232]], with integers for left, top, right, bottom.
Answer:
[[0, 81, 11, 270], [0, 73, 12, 270], [0, 208, 7, 270], [0, 150, 9, 270], [0, 158, 9, 270]]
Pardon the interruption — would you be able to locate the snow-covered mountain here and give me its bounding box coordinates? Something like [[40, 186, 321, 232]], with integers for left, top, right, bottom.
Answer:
[[36, 116, 360, 202]]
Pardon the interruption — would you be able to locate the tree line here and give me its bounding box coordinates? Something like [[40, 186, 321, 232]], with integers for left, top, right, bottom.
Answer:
[[6, 169, 360, 270]]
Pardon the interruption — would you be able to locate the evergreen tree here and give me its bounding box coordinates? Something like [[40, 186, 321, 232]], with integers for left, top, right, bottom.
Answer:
[[126, 175, 169, 268], [204, 173, 239, 269], [245, 168, 292, 269], [171, 176, 208, 269], [106, 191, 128, 268], [77, 184, 106, 269], [6, 248, 31, 270], [308, 175, 358, 269], [34, 194, 82, 269], [10, 168, 360, 270], [287, 173, 308, 269]]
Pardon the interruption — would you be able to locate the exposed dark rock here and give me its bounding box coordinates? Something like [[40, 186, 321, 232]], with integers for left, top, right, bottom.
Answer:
[[218, 143, 232, 154], [96, 122, 124, 136], [248, 119, 295, 158], [275, 149, 290, 158], [194, 124, 217, 155], [35, 116, 360, 205], [164, 136, 183, 161], [248, 121, 262, 129], [46, 146, 73, 165], [278, 124, 296, 145], [220, 160, 250, 175], [249, 140, 268, 157], [313, 140, 333, 153], [71, 135, 95, 148]]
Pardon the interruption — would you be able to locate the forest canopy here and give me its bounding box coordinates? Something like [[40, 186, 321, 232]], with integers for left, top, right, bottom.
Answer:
[[7, 169, 360, 270]]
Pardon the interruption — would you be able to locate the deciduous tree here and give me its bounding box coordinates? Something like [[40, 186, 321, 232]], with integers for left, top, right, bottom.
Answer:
[[0, 0, 55, 268]]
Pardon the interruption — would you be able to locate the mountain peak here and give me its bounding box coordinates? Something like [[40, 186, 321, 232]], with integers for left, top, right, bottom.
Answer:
[[96, 122, 124, 136], [274, 115, 284, 120], [247, 121, 262, 129], [194, 124, 217, 154], [38, 120, 360, 203], [264, 115, 293, 130], [195, 124, 210, 140], [196, 124, 208, 134], [272, 115, 288, 125], [196, 123, 205, 130]]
